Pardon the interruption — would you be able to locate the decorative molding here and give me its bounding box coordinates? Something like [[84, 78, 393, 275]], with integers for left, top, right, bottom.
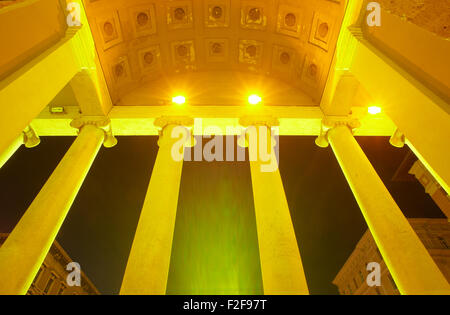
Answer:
[[166, 0, 194, 30], [138, 45, 162, 75], [111, 56, 131, 84], [95, 10, 123, 50], [271, 45, 297, 78], [70, 117, 118, 148], [276, 4, 302, 38], [204, 0, 230, 28], [81, 0, 346, 104], [22, 125, 40, 148], [300, 55, 323, 88], [171, 40, 196, 70], [315, 116, 361, 148], [240, 0, 268, 30], [409, 160, 441, 196], [129, 3, 157, 38], [239, 116, 279, 128], [205, 38, 229, 63], [154, 116, 194, 129], [309, 12, 335, 51], [239, 39, 264, 68], [154, 116, 195, 147]]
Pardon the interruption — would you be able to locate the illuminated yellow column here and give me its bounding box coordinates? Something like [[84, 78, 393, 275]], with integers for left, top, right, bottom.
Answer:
[[0, 135, 23, 170], [0, 118, 116, 295], [241, 117, 309, 295], [0, 126, 40, 170], [324, 122, 450, 295], [120, 117, 193, 295], [0, 27, 81, 162]]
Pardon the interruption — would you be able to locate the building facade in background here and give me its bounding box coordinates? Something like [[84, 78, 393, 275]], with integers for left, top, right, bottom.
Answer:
[[334, 219, 450, 295], [0, 234, 99, 295], [410, 160, 450, 220], [0, 0, 449, 295]]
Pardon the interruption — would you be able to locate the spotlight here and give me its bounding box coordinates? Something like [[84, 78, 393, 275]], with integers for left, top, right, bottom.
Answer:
[[248, 94, 262, 105], [172, 95, 186, 105], [368, 106, 381, 115]]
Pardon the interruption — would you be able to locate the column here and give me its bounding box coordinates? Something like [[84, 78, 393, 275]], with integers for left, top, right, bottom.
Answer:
[[242, 118, 309, 295], [0, 134, 23, 170], [349, 29, 450, 194], [0, 27, 81, 162], [120, 117, 193, 295], [0, 126, 40, 170], [325, 123, 450, 295], [0, 119, 115, 294]]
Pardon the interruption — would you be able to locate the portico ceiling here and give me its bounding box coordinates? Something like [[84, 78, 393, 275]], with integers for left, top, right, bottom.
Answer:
[[83, 0, 346, 106]]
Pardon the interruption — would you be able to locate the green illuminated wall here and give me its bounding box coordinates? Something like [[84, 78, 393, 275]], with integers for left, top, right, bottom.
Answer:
[[166, 159, 263, 295]]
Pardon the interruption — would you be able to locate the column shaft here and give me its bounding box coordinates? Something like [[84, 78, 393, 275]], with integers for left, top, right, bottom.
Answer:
[[328, 125, 450, 295], [0, 125, 104, 294], [249, 126, 309, 295], [120, 125, 185, 295], [0, 134, 23, 170]]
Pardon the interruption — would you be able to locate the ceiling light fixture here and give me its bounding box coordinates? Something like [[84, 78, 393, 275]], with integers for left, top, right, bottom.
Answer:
[[172, 95, 186, 105], [368, 106, 381, 115], [248, 94, 262, 105]]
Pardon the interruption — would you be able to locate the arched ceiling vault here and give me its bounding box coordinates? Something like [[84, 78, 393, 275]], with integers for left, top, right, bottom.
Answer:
[[84, 0, 346, 106]]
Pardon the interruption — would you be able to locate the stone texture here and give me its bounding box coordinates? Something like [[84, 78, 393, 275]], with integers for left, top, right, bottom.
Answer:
[[0, 1, 25, 9], [379, 0, 450, 38]]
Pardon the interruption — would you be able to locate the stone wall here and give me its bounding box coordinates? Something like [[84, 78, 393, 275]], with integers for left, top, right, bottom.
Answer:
[[378, 0, 450, 38]]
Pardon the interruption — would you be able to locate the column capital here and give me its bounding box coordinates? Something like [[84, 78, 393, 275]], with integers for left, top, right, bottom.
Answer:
[[70, 117, 117, 148], [390, 128, 406, 148], [22, 126, 40, 148], [154, 116, 194, 148], [237, 117, 279, 149], [154, 116, 194, 129], [315, 116, 361, 148], [239, 116, 279, 128], [322, 116, 361, 130]]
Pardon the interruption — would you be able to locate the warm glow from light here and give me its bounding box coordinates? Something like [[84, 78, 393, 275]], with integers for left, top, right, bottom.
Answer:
[[248, 94, 262, 105], [172, 96, 186, 105], [368, 106, 382, 115]]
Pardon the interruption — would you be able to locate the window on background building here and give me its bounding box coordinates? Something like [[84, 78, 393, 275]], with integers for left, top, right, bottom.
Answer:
[[388, 274, 398, 290], [375, 247, 382, 260], [57, 284, 66, 295], [34, 267, 43, 282], [43, 274, 56, 294], [438, 237, 449, 249], [359, 270, 364, 283], [353, 278, 359, 289]]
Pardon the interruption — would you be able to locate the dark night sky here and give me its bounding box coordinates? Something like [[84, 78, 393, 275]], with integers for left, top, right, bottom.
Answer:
[[0, 136, 444, 295]]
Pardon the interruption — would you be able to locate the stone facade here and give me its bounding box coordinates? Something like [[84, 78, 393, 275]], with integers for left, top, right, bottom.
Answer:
[[0, 233, 99, 295], [378, 0, 450, 38], [333, 219, 450, 295]]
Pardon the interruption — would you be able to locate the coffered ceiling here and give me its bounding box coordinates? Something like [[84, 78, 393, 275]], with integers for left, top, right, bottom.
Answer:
[[84, 0, 346, 106]]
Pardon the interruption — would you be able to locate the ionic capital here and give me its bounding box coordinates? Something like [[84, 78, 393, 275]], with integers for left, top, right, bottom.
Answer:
[[238, 116, 279, 149], [389, 128, 406, 148], [23, 126, 40, 148], [154, 116, 194, 148], [154, 116, 194, 129], [239, 116, 279, 129], [322, 116, 361, 131], [315, 116, 361, 148], [70, 117, 117, 148]]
